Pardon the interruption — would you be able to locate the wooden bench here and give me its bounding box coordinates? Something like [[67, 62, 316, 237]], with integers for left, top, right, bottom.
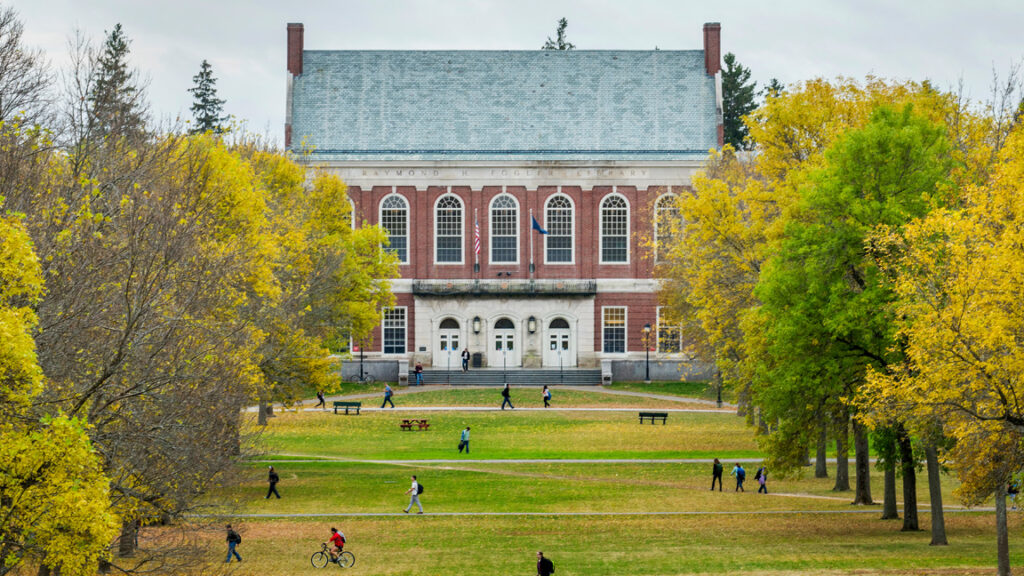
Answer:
[[400, 419, 430, 431], [333, 401, 361, 415], [638, 411, 668, 425]]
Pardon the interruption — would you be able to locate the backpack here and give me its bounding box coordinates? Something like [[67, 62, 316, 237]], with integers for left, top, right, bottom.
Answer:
[[417, 482, 424, 495], [542, 558, 555, 573], [229, 530, 241, 544], [755, 467, 764, 480], [737, 468, 746, 480]]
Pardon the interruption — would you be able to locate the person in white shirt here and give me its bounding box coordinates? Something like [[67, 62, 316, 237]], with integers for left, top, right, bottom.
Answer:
[[403, 475, 423, 514]]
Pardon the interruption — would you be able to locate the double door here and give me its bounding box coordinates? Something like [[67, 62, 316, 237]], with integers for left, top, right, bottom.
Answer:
[[493, 328, 520, 367], [543, 328, 575, 367]]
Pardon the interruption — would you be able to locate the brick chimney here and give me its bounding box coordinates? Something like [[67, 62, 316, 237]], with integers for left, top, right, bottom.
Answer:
[[285, 23, 303, 148], [287, 23, 304, 76], [703, 22, 721, 76]]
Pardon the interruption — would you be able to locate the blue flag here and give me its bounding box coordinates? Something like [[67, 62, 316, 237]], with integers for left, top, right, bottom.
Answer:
[[531, 216, 548, 234]]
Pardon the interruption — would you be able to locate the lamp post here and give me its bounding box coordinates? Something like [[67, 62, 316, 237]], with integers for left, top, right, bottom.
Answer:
[[503, 345, 507, 385], [447, 347, 451, 386], [642, 323, 651, 384]]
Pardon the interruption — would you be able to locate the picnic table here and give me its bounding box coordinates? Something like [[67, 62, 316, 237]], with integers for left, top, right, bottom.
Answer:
[[399, 419, 430, 431]]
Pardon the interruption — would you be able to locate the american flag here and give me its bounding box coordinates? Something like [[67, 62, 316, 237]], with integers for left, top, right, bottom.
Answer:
[[474, 217, 481, 255]]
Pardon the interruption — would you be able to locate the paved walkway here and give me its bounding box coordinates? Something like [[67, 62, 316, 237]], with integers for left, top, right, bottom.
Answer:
[[248, 385, 736, 413], [199, 507, 989, 519]]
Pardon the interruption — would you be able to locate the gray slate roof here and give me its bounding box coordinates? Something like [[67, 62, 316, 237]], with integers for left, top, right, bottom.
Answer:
[[290, 50, 718, 161]]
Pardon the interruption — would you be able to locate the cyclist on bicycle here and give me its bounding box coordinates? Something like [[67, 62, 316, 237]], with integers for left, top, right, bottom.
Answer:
[[326, 527, 346, 561]]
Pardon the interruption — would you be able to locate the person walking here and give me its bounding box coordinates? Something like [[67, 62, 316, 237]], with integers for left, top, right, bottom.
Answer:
[[711, 458, 723, 491], [542, 385, 551, 408], [458, 426, 471, 454], [403, 475, 424, 514], [461, 348, 470, 372], [225, 525, 242, 563], [266, 465, 281, 499], [314, 389, 326, 410], [501, 383, 514, 410], [730, 463, 745, 492], [756, 466, 768, 494], [382, 384, 395, 408], [414, 361, 424, 386], [537, 551, 555, 576]]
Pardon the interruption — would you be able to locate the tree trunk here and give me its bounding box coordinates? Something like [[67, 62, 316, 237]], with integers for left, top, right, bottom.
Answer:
[[925, 443, 947, 545], [882, 462, 899, 519], [118, 518, 137, 557], [801, 446, 811, 467], [996, 483, 1011, 576], [258, 401, 269, 426], [897, 425, 919, 531], [816, 422, 829, 478], [832, 412, 850, 492], [852, 418, 873, 505]]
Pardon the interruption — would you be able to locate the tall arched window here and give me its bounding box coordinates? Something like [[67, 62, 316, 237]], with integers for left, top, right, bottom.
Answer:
[[600, 194, 629, 263], [654, 193, 679, 263], [435, 194, 463, 263], [348, 198, 356, 229], [490, 194, 518, 264], [545, 194, 574, 264], [380, 194, 408, 264]]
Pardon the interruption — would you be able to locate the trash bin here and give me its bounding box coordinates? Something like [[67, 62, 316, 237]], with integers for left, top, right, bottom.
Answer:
[[472, 352, 483, 368]]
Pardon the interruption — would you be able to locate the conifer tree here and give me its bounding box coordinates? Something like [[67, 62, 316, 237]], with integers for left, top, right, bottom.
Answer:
[[542, 18, 575, 50], [722, 52, 757, 150], [188, 59, 228, 134], [88, 23, 146, 138]]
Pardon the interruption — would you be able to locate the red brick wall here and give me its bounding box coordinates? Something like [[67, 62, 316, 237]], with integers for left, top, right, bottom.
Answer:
[[594, 292, 659, 353], [348, 184, 685, 281]]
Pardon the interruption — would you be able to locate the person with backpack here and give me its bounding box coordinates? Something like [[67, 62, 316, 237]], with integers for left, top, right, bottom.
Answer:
[[461, 348, 470, 372], [403, 474, 424, 514], [756, 466, 768, 494], [458, 426, 471, 454], [225, 524, 242, 563], [326, 527, 346, 562], [731, 463, 746, 492], [542, 385, 552, 408], [414, 361, 424, 386], [382, 384, 395, 408], [501, 383, 514, 410], [537, 551, 555, 576], [711, 458, 723, 491], [315, 389, 326, 410], [266, 465, 281, 499]]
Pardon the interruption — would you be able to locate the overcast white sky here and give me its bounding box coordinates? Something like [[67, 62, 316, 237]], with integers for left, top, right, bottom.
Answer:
[[11, 0, 1024, 144]]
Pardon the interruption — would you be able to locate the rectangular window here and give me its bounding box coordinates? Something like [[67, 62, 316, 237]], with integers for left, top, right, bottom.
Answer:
[[657, 307, 682, 354], [602, 307, 626, 354], [382, 307, 407, 354]]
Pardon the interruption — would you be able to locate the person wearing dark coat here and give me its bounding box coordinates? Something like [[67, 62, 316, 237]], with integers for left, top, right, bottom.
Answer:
[[266, 465, 281, 499], [501, 383, 514, 410]]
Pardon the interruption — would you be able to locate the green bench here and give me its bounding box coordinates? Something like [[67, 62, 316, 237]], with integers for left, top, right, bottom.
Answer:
[[638, 411, 668, 425], [333, 401, 362, 415]]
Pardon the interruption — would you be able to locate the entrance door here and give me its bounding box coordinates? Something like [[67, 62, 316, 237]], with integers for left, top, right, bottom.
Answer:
[[543, 318, 576, 367], [437, 318, 460, 370], [492, 317, 520, 367]]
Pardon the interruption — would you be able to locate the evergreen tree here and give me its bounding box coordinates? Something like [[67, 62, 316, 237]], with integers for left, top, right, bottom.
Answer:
[[722, 52, 757, 150], [763, 78, 785, 100], [88, 23, 146, 138], [542, 18, 575, 50], [188, 59, 228, 134]]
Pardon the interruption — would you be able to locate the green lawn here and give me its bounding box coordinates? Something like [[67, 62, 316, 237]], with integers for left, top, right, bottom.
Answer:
[[202, 513, 1020, 576], [189, 388, 1024, 575], [255, 409, 756, 460], [358, 386, 717, 408]]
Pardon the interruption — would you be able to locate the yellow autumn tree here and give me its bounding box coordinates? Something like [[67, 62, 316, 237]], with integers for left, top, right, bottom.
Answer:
[[0, 207, 119, 576], [863, 122, 1024, 574]]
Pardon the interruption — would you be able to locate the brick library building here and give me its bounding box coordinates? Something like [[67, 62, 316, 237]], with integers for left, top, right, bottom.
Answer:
[[285, 22, 724, 382]]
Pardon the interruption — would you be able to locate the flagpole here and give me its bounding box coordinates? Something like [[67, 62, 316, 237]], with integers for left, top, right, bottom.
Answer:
[[529, 208, 534, 279], [474, 208, 479, 277]]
